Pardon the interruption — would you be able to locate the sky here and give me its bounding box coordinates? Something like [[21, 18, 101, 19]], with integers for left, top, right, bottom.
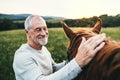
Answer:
[[0, 0, 120, 19]]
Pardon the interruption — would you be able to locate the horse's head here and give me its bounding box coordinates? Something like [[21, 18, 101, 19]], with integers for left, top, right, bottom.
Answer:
[[62, 18, 102, 61], [62, 18, 120, 80]]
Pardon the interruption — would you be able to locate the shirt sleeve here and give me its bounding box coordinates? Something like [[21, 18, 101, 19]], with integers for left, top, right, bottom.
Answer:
[[51, 58, 66, 72], [13, 51, 82, 80], [42, 58, 82, 80]]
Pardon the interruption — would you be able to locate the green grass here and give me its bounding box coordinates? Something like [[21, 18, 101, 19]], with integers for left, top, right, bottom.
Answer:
[[0, 27, 120, 80], [101, 27, 120, 41]]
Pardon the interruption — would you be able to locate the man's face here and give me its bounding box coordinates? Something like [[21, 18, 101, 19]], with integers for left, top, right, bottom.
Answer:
[[28, 18, 48, 46]]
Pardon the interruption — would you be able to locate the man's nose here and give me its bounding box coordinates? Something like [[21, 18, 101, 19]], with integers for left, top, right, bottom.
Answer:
[[40, 29, 46, 35]]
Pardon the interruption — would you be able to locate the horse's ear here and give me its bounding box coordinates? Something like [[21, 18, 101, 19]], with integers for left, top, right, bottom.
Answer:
[[61, 21, 75, 40], [92, 18, 102, 34]]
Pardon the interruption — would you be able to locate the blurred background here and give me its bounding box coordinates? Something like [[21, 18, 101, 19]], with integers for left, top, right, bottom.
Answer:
[[0, 0, 120, 80]]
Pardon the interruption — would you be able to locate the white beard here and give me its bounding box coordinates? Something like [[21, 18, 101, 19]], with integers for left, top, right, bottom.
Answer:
[[37, 37, 48, 46]]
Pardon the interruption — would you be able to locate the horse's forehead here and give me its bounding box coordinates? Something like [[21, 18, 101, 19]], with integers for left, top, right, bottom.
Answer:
[[75, 29, 95, 35]]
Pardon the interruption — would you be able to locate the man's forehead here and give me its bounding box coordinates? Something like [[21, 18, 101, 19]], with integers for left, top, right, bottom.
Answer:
[[31, 17, 47, 28]]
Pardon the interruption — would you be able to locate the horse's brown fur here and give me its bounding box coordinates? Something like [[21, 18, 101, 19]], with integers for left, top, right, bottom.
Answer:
[[62, 18, 120, 80]]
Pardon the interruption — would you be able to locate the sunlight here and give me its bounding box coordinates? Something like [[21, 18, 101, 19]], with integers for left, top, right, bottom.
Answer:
[[0, 0, 120, 18]]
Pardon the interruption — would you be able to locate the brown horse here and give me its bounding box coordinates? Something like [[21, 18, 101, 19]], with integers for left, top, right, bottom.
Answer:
[[62, 19, 120, 80]]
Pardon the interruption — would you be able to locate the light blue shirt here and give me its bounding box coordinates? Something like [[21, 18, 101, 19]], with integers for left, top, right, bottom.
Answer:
[[13, 43, 82, 80]]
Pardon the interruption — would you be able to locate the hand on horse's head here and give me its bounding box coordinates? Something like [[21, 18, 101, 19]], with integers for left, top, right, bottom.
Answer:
[[75, 33, 106, 68]]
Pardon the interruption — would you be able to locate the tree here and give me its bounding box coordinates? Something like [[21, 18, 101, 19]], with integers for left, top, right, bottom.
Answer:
[[0, 18, 16, 31]]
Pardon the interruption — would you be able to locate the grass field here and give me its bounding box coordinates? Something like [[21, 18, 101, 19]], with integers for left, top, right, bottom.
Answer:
[[0, 27, 120, 80]]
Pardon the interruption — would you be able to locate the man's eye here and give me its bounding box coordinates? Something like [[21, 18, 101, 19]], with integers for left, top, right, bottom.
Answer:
[[35, 28, 41, 32], [44, 28, 47, 31]]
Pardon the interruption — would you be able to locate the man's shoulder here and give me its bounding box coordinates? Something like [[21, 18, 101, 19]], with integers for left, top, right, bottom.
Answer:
[[16, 44, 28, 52], [15, 44, 32, 58], [13, 44, 35, 69]]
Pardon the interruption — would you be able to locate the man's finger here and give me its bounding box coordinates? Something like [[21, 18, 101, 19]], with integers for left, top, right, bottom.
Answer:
[[89, 33, 106, 49], [93, 42, 105, 54], [78, 37, 86, 48]]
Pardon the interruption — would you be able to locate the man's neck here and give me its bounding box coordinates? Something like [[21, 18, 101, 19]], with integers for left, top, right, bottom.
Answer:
[[28, 41, 42, 50]]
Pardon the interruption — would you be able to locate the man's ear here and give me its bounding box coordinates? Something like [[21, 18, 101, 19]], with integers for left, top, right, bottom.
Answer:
[[25, 30, 29, 34], [61, 21, 75, 40], [25, 29, 31, 39], [92, 18, 102, 34]]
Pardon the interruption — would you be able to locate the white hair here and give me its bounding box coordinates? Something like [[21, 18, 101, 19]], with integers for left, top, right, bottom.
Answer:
[[24, 15, 32, 31], [24, 15, 46, 31]]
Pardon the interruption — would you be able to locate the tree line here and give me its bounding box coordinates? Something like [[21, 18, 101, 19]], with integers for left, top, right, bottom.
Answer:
[[0, 14, 120, 31], [64, 14, 120, 28]]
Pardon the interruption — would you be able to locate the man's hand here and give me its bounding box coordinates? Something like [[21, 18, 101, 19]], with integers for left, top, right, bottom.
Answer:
[[75, 33, 106, 67]]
